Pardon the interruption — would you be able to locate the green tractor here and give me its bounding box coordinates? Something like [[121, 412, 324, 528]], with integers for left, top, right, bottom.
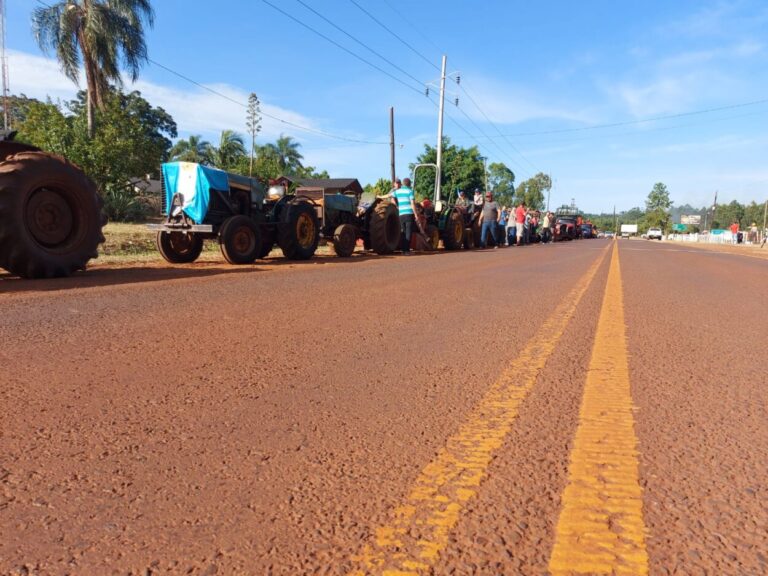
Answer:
[[150, 162, 321, 265], [412, 163, 468, 251], [0, 130, 105, 278]]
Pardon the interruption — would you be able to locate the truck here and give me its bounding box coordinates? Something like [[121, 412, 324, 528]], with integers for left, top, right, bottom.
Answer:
[[620, 223, 638, 239], [0, 130, 105, 278]]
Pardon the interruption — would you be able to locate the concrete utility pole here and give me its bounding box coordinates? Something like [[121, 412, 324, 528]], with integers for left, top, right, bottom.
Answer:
[[435, 55, 447, 205], [389, 107, 395, 185], [1, 0, 10, 130], [482, 156, 489, 192]]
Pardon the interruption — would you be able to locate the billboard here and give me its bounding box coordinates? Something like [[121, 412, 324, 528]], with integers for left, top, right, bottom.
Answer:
[[681, 214, 702, 225]]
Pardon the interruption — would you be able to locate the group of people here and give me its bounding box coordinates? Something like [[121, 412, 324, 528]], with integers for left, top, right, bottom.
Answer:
[[382, 179, 558, 254]]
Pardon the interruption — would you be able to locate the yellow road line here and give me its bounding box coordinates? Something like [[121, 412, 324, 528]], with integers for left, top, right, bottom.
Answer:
[[349, 246, 611, 575], [549, 243, 648, 575]]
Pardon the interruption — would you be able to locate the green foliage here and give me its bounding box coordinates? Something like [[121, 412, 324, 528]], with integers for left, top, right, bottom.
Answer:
[[1, 94, 45, 127], [488, 162, 515, 207], [32, 0, 155, 136], [513, 172, 550, 211], [103, 186, 150, 222], [169, 135, 214, 165], [645, 182, 673, 231], [246, 93, 262, 176], [259, 134, 304, 175], [410, 137, 485, 202], [17, 89, 177, 221], [211, 130, 246, 171]]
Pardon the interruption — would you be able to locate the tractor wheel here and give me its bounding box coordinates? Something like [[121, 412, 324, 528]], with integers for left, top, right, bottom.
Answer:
[[156, 231, 203, 263], [0, 151, 105, 278], [278, 201, 319, 260], [442, 210, 464, 250], [369, 201, 400, 254], [472, 220, 482, 247], [332, 223, 356, 257], [257, 226, 276, 259], [426, 224, 440, 250], [219, 215, 261, 264], [463, 227, 475, 249]]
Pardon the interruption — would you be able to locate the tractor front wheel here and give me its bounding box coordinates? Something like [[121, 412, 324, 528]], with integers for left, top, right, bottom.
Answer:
[[369, 201, 400, 254], [157, 231, 204, 263], [333, 223, 357, 257], [442, 210, 464, 250], [220, 215, 261, 264], [426, 224, 440, 250]]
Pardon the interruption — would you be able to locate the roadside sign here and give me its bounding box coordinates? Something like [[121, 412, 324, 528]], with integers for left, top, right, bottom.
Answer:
[[681, 214, 701, 225], [673, 223, 686, 232]]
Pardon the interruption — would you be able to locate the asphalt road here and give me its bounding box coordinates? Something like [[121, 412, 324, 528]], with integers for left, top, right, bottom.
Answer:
[[1, 239, 766, 575]]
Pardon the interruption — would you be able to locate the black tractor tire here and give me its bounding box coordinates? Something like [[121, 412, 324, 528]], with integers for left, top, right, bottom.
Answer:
[[426, 224, 440, 250], [463, 227, 475, 249], [156, 231, 204, 264], [219, 215, 262, 264], [278, 201, 319, 260], [332, 223, 357, 257], [369, 201, 400, 254], [0, 152, 105, 279], [442, 210, 464, 250], [257, 225, 276, 259]]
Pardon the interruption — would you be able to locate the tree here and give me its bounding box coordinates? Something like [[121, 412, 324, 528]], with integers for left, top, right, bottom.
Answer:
[[487, 162, 515, 207], [246, 93, 262, 177], [32, 0, 155, 137], [513, 172, 550, 211], [211, 130, 246, 170], [261, 134, 304, 175], [169, 135, 214, 165], [410, 137, 485, 202], [645, 182, 673, 231], [17, 89, 177, 221]]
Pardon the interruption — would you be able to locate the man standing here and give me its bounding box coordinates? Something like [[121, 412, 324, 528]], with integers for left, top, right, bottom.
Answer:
[[478, 191, 501, 248], [515, 201, 526, 246], [392, 177, 418, 255], [542, 211, 551, 243], [730, 221, 740, 244]]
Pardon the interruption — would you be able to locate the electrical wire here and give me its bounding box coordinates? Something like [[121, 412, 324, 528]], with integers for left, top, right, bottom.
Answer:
[[347, 0, 439, 72], [260, 0, 424, 97]]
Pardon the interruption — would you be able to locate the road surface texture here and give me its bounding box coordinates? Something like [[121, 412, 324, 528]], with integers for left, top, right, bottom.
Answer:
[[2, 239, 766, 575]]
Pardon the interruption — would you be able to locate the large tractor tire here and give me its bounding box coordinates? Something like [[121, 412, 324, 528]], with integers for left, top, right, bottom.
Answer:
[[441, 210, 464, 250], [0, 152, 105, 279], [369, 201, 400, 254], [156, 231, 204, 264], [332, 223, 356, 257], [278, 201, 319, 260], [463, 227, 475, 249], [219, 215, 262, 264]]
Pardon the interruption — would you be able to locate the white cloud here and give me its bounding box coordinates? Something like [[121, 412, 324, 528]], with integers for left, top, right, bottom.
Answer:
[[6, 49, 349, 143]]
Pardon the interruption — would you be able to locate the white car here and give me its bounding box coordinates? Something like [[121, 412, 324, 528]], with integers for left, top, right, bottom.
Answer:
[[647, 227, 663, 240]]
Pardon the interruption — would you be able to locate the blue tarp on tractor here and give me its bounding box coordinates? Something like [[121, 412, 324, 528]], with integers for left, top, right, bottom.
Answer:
[[162, 162, 230, 224]]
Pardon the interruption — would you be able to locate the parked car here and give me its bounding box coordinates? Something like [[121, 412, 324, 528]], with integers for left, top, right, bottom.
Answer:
[[647, 227, 663, 240]]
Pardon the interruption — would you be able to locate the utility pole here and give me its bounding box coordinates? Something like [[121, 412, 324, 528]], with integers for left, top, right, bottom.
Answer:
[[482, 156, 489, 192], [389, 107, 395, 185], [1, 0, 10, 131], [435, 55, 447, 204], [763, 198, 767, 235]]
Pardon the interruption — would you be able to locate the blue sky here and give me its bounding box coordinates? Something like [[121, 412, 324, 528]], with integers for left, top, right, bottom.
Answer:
[[6, 0, 768, 212]]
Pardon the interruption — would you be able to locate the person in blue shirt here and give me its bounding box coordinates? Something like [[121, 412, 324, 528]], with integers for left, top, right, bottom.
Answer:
[[389, 177, 418, 255]]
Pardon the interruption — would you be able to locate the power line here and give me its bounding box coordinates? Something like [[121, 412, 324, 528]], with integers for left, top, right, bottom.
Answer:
[[260, 0, 424, 97], [34, 0, 387, 145], [293, 0, 426, 89], [348, 0, 439, 72], [492, 97, 768, 138], [457, 82, 539, 172]]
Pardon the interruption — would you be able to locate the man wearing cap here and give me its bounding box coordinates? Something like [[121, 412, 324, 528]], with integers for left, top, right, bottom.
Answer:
[[478, 191, 501, 248], [391, 177, 418, 255], [455, 189, 470, 210]]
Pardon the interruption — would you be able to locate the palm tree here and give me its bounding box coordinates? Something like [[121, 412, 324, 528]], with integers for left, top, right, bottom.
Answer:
[[211, 130, 246, 170], [262, 134, 304, 175], [169, 135, 214, 165], [32, 0, 155, 137]]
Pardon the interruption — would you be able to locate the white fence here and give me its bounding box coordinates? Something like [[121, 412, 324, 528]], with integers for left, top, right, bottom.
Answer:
[[667, 231, 766, 245]]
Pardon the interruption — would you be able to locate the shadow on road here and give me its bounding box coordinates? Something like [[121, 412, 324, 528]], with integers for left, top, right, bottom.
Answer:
[[0, 251, 404, 295]]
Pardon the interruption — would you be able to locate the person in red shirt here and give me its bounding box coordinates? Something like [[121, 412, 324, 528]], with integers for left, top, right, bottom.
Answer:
[[515, 201, 526, 246], [730, 221, 740, 244]]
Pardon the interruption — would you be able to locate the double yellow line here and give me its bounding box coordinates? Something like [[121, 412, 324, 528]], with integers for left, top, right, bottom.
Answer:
[[349, 242, 647, 575]]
